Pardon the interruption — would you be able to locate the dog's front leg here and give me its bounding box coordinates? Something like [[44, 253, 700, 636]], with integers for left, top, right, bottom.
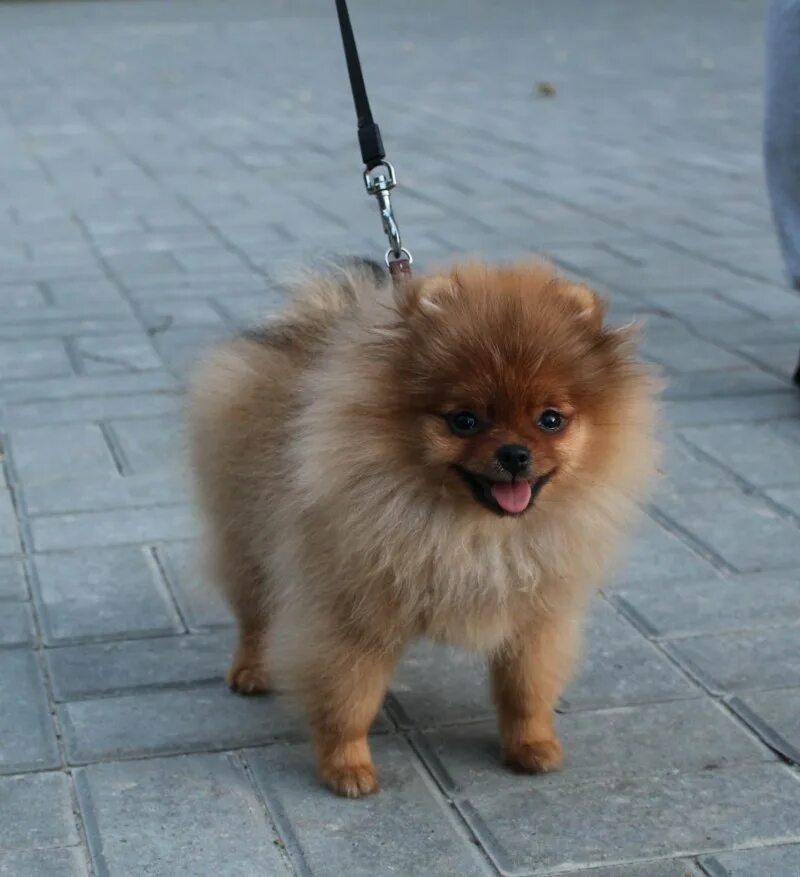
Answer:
[[304, 643, 397, 798], [490, 612, 581, 773]]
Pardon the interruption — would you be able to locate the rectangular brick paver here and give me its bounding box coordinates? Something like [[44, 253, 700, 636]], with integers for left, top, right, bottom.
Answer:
[[247, 737, 492, 877], [0, 848, 88, 877], [33, 547, 182, 643], [75, 754, 291, 877], [0, 650, 60, 774], [456, 764, 800, 875], [0, 772, 78, 850]]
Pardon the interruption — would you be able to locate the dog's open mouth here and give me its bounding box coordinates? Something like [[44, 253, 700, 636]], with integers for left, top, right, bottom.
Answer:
[[454, 467, 555, 516]]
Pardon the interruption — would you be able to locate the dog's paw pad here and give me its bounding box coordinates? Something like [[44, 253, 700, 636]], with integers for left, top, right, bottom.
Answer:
[[504, 738, 563, 774], [226, 663, 271, 695], [321, 763, 379, 798]]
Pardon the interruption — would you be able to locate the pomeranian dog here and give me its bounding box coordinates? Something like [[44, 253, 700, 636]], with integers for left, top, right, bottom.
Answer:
[[188, 258, 658, 798]]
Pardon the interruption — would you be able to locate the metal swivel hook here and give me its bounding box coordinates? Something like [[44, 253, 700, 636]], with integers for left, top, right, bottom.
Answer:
[[364, 161, 413, 267]]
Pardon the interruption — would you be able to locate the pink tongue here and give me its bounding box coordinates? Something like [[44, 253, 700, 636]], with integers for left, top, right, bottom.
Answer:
[[490, 481, 532, 514]]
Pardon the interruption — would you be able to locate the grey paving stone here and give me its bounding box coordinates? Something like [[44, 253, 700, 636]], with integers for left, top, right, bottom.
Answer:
[[663, 368, 791, 400], [33, 546, 182, 643], [75, 753, 290, 877], [771, 417, 800, 446], [639, 324, 745, 373], [155, 542, 232, 629], [698, 319, 800, 348], [741, 340, 800, 378], [104, 250, 182, 275], [657, 437, 740, 494], [247, 736, 491, 877], [418, 698, 771, 795], [21, 470, 186, 515], [0, 649, 60, 773], [679, 423, 800, 488], [458, 764, 800, 876], [0, 282, 47, 310], [390, 602, 696, 726], [701, 843, 800, 876], [214, 291, 285, 326], [0, 848, 88, 877], [551, 863, 702, 877], [47, 630, 233, 700], [59, 682, 370, 763], [138, 298, 227, 330], [44, 278, 127, 310], [2, 302, 131, 324], [665, 388, 800, 426], [107, 416, 183, 474], [0, 600, 34, 645], [123, 274, 266, 298], [0, 772, 77, 850], [5, 391, 183, 428], [613, 570, 800, 638], [0, 559, 26, 600], [767, 486, 800, 520], [150, 325, 230, 378], [0, 371, 178, 403], [613, 516, 718, 587], [561, 600, 698, 711], [74, 333, 162, 374], [389, 640, 493, 727], [0, 338, 72, 380], [0, 315, 140, 341], [9, 423, 118, 485], [654, 489, 800, 572], [30, 504, 194, 551], [173, 248, 250, 274], [0, 490, 21, 557], [717, 284, 800, 319], [641, 290, 755, 325], [93, 228, 218, 257], [667, 626, 800, 693], [729, 687, 800, 764]]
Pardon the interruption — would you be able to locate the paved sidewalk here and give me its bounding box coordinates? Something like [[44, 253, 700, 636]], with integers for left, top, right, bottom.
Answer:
[[1, 0, 800, 875]]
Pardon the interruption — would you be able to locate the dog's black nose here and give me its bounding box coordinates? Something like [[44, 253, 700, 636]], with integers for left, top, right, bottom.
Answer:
[[496, 444, 531, 475]]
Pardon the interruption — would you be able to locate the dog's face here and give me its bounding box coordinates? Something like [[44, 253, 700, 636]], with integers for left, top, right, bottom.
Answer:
[[385, 262, 644, 516], [423, 386, 580, 517]]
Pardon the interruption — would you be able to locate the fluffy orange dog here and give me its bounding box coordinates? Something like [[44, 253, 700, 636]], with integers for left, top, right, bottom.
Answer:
[[188, 259, 658, 797]]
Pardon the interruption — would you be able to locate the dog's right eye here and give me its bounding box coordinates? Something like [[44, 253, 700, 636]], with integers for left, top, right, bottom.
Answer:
[[447, 411, 482, 436]]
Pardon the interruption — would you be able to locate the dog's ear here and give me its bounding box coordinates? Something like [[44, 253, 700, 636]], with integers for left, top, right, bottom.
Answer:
[[562, 282, 606, 330], [393, 274, 458, 318]]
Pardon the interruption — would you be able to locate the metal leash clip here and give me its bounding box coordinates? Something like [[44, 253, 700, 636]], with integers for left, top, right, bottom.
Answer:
[[364, 160, 413, 271]]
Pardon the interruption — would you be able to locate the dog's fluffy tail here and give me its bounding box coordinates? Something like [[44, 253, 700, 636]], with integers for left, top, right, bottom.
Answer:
[[240, 255, 388, 352]]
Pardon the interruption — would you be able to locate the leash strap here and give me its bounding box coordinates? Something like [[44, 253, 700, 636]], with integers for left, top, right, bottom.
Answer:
[[334, 0, 412, 276], [335, 0, 385, 170]]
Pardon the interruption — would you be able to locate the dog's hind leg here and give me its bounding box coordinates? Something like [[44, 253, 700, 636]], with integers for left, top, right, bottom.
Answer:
[[213, 531, 272, 695]]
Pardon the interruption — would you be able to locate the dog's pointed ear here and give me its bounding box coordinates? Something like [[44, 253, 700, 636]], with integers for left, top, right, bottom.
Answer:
[[562, 281, 606, 330], [394, 274, 458, 318]]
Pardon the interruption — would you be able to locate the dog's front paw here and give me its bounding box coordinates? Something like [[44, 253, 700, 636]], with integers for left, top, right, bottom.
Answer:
[[226, 661, 271, 695], [320, 763, 379, 798], [503, 737, 563, 774]]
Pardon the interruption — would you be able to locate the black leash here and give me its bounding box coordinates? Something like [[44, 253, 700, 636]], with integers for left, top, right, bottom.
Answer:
[[334, 0, 412, 279]]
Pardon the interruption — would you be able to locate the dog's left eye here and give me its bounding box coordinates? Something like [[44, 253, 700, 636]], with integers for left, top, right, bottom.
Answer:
[[447, 411, 482, 436], [537, 409, 566, 432]]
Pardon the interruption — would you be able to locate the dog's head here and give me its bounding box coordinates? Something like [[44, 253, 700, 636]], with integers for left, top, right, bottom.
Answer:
[[375, 261, 655, 516]]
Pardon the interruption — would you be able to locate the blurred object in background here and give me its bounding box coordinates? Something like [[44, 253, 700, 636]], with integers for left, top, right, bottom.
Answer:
[[763, 0, 800, 383]]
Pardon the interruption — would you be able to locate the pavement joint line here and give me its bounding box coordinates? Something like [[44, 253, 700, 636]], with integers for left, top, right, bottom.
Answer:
[[645, 504, 736, 575]]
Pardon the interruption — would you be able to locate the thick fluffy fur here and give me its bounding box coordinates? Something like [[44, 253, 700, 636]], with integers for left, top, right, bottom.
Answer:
[[188, 260, 658, 797]]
